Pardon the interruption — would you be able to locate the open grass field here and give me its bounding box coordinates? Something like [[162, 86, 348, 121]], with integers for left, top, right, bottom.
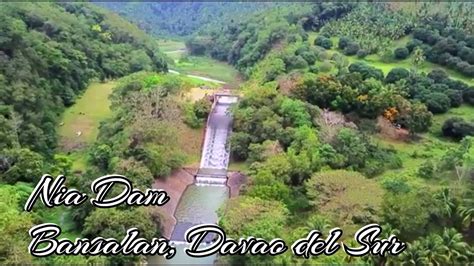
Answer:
[[157, 38, 186, 53], [57, 81, 116, 171], [374, 105, 474, 190], [159, 39, 241, 85], [58, 82, 115, 147], [174, 55, 241, 84]]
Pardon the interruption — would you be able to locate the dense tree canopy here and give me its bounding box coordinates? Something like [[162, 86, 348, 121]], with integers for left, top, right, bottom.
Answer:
[[0, 3, 168, 155]]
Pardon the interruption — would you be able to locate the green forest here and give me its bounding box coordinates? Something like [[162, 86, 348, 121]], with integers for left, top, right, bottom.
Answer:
[[0, 2, 473, 265]]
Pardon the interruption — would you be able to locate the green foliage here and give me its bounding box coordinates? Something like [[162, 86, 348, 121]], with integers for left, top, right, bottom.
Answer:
[[348, 62, 384, 80], [97, 2, 276, 37], [83, 207, 158, 264], [113, 158, 153, 189], [91, 73, 187, 178], [183, 102, 202, 129], [442, 117, 474, 140], [219, 196, 288, 239], [314, 36, 332, 49], [385, 67, 410, 83], [88, 144, 113, 171], [0, 185, 34, 264], [412, 15, 474, 77], [50, 154, 73, 176], [394, 47, 410, 59], [343, 41, 360, 56], [338, 36, 350, 50], [183, 98, 211, 129], [0, 148, 44, 184], [0, 3, 168, 155], [382, 189, 440, 239], [418, 160, 435, 179], [381, 176, 411, 194], [186, 3, 352, 74], [424, 92, 451, 114], [321, 4, 414, 54]]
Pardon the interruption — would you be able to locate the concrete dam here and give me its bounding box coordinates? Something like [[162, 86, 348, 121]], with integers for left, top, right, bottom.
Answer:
[[150, 94, 238, 264]]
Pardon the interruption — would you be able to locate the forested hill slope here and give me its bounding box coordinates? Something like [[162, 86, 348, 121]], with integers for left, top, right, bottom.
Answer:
[[0, 3, 168, 155], [186, 3, 354, 76], [95, 2, 278, 37]]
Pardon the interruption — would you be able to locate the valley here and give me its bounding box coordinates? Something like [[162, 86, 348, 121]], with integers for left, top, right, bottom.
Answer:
[[0, 2, 473, 265]]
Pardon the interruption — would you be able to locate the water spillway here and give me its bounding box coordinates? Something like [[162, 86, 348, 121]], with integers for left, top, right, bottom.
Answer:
[[196, 95, 238, 186], [151, 94, 238, 264]]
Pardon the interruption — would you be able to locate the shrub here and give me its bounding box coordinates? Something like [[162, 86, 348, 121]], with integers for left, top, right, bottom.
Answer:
[[338, 36, 351, 50], [300, 51, 317, 65], [445, 89, 463, 107], [442, 117, 474, 140], [424, 92, 451, 114], [406, 39, 422, 53], [446, 56, 462, 68], [343, 42, 360, 55], [320, 60, 333, 72], [314, 36, 333, 49], [348, 62, 384, 80], [193, 98, 212, 119], [463, 88, 474, 105], [394, 47, 409, 59], [309, 65, 319, 74], [381, 177, 411, 194], [287, 55, 308, 70], [356, 49, 368, 58], [385, 67, 410, 83], [427, 69, 449, 82], [418, 160, 435, 179]]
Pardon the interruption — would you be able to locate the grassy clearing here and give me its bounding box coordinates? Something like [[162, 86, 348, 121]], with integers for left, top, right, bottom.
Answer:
[[58, 82, 115, 147], [157, 39, 186, 53], [158, 39, 187, 61], [374, 105, 473, 190], [430, 104, 474, 136], [228, 160, 250, 172], [160, 39, 241, 84], [174, 55, 240, 84], [58, 81, 115, 171]]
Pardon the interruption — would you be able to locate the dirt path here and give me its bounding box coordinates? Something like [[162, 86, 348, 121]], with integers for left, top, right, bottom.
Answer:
[[168, 69, 227, 84]]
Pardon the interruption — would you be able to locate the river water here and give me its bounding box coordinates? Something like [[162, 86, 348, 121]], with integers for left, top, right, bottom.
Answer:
[[149, 185, 229, 264]]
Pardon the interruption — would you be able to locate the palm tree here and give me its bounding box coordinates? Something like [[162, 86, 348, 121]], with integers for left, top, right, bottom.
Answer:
[[381, 223, 401, 239], [304, 214, 332, 233], [434, 188, 457, 219], [397, 240, 428, 266], [420, 234, 447, 265], [458, 198, 474, 229], [440, 228, 470, 264]]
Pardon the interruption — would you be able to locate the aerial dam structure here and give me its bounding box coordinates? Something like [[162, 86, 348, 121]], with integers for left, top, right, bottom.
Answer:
[[150, 93, 238, 264], [196, 94, 239, 186]]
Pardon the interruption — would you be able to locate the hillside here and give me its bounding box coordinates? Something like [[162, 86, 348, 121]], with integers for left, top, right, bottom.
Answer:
[[95, 2, 278, 37], [0, 3, 169, 264], [182, 3, 474, 265], [0, 2, 168, 156], [0, 2, 473, 265]]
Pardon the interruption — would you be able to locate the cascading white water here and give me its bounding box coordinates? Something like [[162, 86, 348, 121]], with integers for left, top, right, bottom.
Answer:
[[195, 95, 238, 186]]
